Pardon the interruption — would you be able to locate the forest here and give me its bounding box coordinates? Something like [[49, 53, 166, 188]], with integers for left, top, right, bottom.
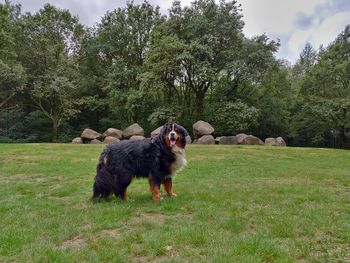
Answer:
[[0, 0, 349, 148]]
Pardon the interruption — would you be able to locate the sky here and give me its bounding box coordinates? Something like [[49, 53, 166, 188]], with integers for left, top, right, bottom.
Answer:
[[7, 0, 350, 64]]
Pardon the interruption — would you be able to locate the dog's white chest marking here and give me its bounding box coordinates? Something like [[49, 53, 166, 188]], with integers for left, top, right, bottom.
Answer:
[[168, 146, 187, 178]]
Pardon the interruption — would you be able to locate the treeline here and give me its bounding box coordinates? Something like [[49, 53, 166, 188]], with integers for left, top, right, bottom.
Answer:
[[0, 0, 349, 147]]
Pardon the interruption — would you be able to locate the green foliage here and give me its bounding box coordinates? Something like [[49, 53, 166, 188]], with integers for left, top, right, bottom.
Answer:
[[25, 110, 53, 142], [0, 109, 26, 142], [148, 106, 181, 128], [290, 25, 350, 146], [208, 101, 259, 136]]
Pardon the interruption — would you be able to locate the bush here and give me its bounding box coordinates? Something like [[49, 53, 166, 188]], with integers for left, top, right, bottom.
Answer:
[[208, 101, 259, 136]]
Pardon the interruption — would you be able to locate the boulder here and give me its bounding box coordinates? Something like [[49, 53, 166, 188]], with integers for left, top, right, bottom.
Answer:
[[276, 137, 287, 146], [151, 126, 163, 136], [72, 137, 83, 144], [196, 135, 215, 144], [185, 135, 192, 144], [236, 133, 248, 144], [129, 135, 146, 141], [215, 137, 221, 144], [192, 120, 215, 139], [81, 128, 101, 140], [241, 135, 264, 145], [103, 128, 122, 139], [219, 136, 238, 145], [265, 137, 280, 146], [90, 139, 102, 144], [122, 123, 144, 139], [104, 136, 120, 145]]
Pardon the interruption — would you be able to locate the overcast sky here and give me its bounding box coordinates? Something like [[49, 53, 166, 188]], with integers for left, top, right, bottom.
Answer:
[[7, 0, 350, 64]]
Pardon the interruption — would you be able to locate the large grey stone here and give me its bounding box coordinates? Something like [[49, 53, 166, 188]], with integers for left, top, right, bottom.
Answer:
[[265, 137, 280, 146], [219, 136, 238, 145], [72, 137, 83, 144], [129, 135, 146, 141], [241, 135, 264, 145], [151, 126, 163, 136], [123, 123, 144, 139], [192, 120, 215, 139], [236, 133, 248, 144], [103, 128, 122, 139], [81, 128, 101, 140], [104, 136, 120, 145], [185, 135, 192, 144], [276, 137, 287, 146], [90, 139, 102, 144], [196, 135, 215, 144]]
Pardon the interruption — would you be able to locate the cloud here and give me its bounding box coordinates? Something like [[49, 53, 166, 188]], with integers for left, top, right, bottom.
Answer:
[[13, 0, 350, 63]]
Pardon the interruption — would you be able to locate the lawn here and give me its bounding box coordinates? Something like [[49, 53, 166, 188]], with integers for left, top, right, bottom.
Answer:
[[0, 144, 349, 262]]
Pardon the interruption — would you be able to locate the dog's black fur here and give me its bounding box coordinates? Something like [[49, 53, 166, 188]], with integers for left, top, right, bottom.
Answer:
[[92, 123, 188, 200]]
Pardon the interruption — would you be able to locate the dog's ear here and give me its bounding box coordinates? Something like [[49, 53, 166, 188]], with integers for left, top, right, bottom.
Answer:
[[160, 124, 168, 137], [177, 125, 188, 148]]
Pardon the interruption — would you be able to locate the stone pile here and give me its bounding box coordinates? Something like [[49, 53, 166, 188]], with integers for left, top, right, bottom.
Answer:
[[72, 121, 286, 147], [192, 121, 215, 144]]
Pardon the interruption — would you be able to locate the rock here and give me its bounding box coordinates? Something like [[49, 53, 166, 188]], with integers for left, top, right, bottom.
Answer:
[[122, 123, 144, 139], [103, 128, 122, 139], [72, 137, 83, 144], [81, 128, 101, 140], [186, 135, 192, 144], [219, 136, 238, 145], [215, 137, 221, 144], [276, 137, 287, 146], [236, 133, 248, 144], [90, 139, 102, 144], [129, 135, 146, 141], [151, 126, 163, 136], [265, 137, 280, 146], [192, 120, 215, 139], [104, 136, 120, 145], [241, 135, 264, 145], [196, 135, 215, 144]]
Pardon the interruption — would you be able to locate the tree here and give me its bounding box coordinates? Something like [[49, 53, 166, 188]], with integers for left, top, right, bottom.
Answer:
[[93, 1, 162, 129], [31, 76, 79, 141], [291, 25, 350, 146], [143, 0, 245, 120], [0, 1, 26, 111], [17, 4, 84, 141]]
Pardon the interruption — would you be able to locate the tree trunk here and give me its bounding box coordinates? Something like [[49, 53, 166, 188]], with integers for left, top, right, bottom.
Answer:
[[195, 93, 205, 120], [52, 121, 59, 142]]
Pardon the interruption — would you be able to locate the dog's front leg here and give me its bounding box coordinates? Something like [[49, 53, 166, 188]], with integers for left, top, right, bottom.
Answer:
[[148, 177, 161, 202], [163, 178, 177, 197]]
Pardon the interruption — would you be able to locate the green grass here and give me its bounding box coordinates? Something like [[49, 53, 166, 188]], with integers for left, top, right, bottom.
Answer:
[[0, 144, 349, 262]]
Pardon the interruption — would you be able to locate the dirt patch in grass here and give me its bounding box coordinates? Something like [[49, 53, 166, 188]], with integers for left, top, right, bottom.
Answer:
[[130, 246, 179, 263], [59, 236, 86, 249], [48, 195, 72, 201], [132, 212, 166, 225], [99, 228, 121, 239], [0, 174, 47, 183]]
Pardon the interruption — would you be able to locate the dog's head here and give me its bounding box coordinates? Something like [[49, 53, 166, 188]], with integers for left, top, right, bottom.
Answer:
[[161, 123, 189, 149]]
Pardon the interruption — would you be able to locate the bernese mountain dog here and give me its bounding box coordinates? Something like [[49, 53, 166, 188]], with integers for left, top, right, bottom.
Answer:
[[92, 123, 188, 201]]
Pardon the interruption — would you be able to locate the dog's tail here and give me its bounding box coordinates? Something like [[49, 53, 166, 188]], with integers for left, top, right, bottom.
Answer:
[[92, 150, 115, 199]]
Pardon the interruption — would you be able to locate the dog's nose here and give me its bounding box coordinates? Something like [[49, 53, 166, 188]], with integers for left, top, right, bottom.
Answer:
[[170, 131, 176, 138]]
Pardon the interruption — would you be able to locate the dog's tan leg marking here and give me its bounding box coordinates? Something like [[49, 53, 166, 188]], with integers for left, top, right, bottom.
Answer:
[[148, 177, 161, 202], [163, 178, 177, 197], [122, 188, 128, 200]]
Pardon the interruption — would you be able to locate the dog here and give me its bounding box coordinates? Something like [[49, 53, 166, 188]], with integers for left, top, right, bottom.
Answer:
[[92, 123, 188, 201]]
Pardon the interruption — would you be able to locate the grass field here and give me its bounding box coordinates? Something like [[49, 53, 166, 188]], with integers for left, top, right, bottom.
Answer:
[[0, 144, 349, 262]]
